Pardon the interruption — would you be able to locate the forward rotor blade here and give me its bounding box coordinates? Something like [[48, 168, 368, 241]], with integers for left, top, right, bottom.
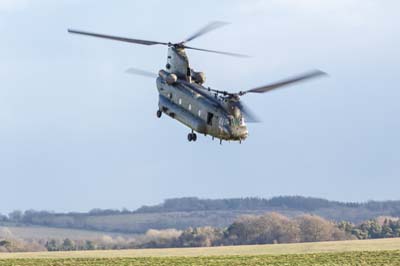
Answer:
[[241, 70, 327, 95], [184, 21, 229, 43], [235, 100, 261, 123], [68, 29, 169, 46], [184, 45, 250, 58], [125, 68, 158, 78]]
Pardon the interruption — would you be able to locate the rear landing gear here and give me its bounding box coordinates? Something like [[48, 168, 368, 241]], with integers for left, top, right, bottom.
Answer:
[[188, 133, 197, 142], [156, 110, 162, 118]]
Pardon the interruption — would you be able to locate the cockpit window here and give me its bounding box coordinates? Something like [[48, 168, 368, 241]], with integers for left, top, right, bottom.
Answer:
[[228, 116, 245, 127]]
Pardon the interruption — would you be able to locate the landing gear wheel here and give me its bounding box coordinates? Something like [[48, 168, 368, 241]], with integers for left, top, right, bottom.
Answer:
[[156, 110, 162, 118], [187, 133, 197, 142]]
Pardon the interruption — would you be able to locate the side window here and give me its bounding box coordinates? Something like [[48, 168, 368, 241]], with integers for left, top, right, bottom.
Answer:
[[198, 110, 202, 117], [207, 112, 214, 126], [179, 98, 182, 105], [188, 104, 192, 111]]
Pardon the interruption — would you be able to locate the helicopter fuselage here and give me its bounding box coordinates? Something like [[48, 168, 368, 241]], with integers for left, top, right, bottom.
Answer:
[[156, 76, 248, 141], [151, 46, 248, 142]]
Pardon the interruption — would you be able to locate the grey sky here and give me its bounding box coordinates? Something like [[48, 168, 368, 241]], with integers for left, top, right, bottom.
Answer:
[[1, 0, 399, 213]]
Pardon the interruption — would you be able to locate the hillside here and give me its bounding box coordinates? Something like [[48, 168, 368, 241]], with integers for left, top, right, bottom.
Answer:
[[2, 196, 400, 234]]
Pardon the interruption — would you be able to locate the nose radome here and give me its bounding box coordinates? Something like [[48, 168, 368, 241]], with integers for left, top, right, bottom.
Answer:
[[241, 128, 249, 139], [235, 127, 248, 139]]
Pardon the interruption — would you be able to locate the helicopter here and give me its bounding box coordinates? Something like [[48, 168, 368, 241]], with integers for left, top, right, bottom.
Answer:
[[68, 21, 327, 144]]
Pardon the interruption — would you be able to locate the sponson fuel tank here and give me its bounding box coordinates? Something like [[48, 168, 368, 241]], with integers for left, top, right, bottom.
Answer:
[[159, 70, 178, 85], [191, 70, 206, 85]]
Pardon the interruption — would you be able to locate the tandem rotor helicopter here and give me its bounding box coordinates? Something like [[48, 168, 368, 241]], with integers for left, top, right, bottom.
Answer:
[[68, 21, 327, 144]]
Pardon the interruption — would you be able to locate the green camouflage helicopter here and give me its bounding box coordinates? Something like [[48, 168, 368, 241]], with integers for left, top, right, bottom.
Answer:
[[68, 21, 326, 144]]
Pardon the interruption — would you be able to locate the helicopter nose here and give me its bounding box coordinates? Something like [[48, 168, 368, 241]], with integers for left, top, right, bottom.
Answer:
[[234, 126, 248, 140]]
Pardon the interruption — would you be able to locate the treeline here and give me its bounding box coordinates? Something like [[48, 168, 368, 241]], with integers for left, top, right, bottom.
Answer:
[[0, 239, 46, 253], [141, 213, 350, 248], [338, 218, 400, 239], [2, 196, 400, 234], [137, 197, 350, 213], [137, 214, 400, 249], [3, 196, 400, 220], [136, 196, 400, 213], [2, 213, 399, 252]]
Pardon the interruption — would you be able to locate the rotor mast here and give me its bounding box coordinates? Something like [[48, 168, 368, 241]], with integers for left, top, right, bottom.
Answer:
[[167, 45, 191, 82]]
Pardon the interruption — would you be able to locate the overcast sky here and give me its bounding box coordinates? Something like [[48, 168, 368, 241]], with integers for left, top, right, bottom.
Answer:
[[0, 0, 399, 213]]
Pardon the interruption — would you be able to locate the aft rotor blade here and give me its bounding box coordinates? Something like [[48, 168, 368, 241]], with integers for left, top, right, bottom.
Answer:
[[68, 29, 169, 46], [241, 70, 327, 95], [183, 45, 250, 58], [184, 21, 229, 43], [125, 68, 158, 78], [236, 100, 261, 123]]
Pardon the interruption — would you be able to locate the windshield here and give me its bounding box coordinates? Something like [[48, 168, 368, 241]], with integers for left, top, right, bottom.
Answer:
[[229, 116, 245, 127]]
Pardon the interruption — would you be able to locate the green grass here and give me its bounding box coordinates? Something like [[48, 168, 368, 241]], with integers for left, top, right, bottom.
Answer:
[[0, 251, 399, 266]]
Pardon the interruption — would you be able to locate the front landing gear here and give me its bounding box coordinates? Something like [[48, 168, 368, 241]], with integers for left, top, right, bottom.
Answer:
[[188, 132, 197, 142], [156, 110, 162, 118]]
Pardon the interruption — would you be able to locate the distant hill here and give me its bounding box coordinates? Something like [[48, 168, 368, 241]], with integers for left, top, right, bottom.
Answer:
[[2, 196, 400, 234], [135, 196, 361, 213]]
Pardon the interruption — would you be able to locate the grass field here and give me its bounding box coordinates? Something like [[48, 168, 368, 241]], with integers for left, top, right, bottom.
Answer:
[[0, 238, 399, 265], [0, 251, 399, 266]]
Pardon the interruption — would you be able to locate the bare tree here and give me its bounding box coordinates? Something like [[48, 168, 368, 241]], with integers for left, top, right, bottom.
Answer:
[[296, 215, 336, 242]]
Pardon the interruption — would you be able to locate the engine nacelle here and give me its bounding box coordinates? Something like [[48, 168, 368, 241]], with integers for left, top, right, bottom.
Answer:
[[191, 71, 206, 85], [159, 70, 178, 85]]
